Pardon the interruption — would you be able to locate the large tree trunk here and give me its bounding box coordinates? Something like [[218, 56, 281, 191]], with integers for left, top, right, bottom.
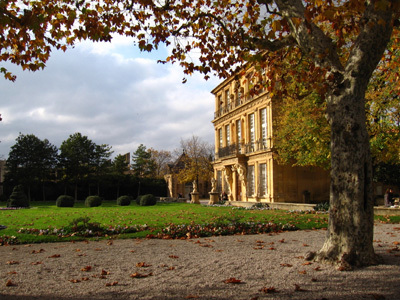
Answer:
[[301, 1, 395, 269], [315, 74, 380, 268]]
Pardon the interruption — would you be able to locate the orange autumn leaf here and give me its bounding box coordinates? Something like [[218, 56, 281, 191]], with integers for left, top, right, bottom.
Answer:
[[130, 272, 152, 278], [48, 254, 61, 258], [136, 262, 151, 268], [223, 277, 242, 284], [259, 286, 278, 293], [101, 269, 110, 275], [169, 255, 179, 259], [5, 279, 16, 287], [280, 263, 293, 267], [6, 261, 19, 265], [81, 266, 92, 272], [105, 281, 118, 286]]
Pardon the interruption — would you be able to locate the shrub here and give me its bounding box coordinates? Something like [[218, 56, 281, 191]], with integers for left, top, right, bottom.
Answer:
[[117, 195, 132, 206], [140, 194, 157, 206], [7, 185, 29, 208], [314, 202, 329, 212], [85, 196, 102, 207], [135, 195, 142, 205], [56, 195, 75, 207]]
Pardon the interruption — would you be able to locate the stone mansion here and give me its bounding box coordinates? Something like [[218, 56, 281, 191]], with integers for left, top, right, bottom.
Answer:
[[211, 68, 330, 204]]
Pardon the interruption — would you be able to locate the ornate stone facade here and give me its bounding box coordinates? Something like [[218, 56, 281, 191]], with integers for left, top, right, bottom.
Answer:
[[212, 69, 330, 203]]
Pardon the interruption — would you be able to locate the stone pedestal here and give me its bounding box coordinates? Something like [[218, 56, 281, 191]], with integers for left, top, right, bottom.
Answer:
[[190, 192, 200, 204], [208, 192, 220, 205]]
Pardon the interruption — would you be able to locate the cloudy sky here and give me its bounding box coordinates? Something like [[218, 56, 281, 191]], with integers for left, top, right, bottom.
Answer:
[[0, 37, 221, 159]]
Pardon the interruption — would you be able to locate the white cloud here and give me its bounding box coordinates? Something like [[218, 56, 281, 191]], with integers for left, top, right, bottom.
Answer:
[[0, 39, 220, 159]]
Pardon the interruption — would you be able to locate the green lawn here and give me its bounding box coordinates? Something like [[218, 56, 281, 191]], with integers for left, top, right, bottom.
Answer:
[[0, 201, 330, 244]]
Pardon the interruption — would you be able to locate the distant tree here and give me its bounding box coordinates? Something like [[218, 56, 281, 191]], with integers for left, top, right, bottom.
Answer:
[[6, 133, 58, 201], [148, 148, 172, 178], [175, 136, 213, 187], [132, 144, 156, 196], [112, 154, 130, 199], [59, 133, 97, 200], [91, 144, 113, 196]]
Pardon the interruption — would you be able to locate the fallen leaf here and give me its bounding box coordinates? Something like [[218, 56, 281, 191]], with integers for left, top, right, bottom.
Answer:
[[294, 284, 306, 291], [69, 279, 81, 283], [279, 239, 285, 243], [169, 255, 179, 259], [107, 240, 113, 246], [6, 261, 19, 265], [5, 280, 16, 286], [223, 277, 242, 284], [185, 295, 199, 299], [280, 263, 293, 267], [298, 270, 307, 274], [259, 286, 278, 293], [101, 269, 110, 275], [94, 248, 102, 251], [81, 266, 92, 272], [130, 250, 135, 253], [268, 247, 276, 250], [303, 244, 309, 247], [130, 272, 152, 278], [311, 278, 318, 282], [302, 262, 312, 265], [31, 261, 42, 265], [136, 262, 151, 268], [7, 271, 17, 275], [48, 254, 61, 258], [81, 277, 90, 281], [31, 249, 45, 254], [314, 266, 322, 271], [105, 281, 118, 286]]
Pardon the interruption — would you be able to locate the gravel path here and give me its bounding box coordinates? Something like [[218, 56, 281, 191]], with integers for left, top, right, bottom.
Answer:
[[1, 223, 400, 300]]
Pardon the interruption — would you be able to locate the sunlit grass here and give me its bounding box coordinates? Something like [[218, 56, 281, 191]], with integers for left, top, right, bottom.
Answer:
[[0, 200, 330, 244]]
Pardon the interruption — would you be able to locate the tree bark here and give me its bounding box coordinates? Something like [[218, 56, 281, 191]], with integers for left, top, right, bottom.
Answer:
[[283, 1, 396, 268], [315, 74, 380, 268]]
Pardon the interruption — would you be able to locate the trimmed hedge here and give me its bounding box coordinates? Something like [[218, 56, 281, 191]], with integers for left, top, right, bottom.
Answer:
[[56, 195, 75, 207], [139, 194, 157, 206], [85, 196, 102, 207], [7, 185, 29, 208], [117, 195, 132, 206]]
